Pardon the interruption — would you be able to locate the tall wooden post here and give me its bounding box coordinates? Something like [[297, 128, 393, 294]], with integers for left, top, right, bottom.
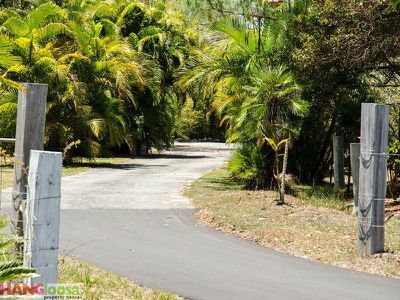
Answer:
[[358, 103, 389, 255], [11, 84, 47, 242], [333, 135, 345, 190], [350, 143, 360, 215], [25, 150, 62, 284]]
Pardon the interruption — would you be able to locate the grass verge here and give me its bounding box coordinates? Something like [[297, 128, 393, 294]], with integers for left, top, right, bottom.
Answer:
[[59, 256, 180, 300], [186, 167, 400, 278]]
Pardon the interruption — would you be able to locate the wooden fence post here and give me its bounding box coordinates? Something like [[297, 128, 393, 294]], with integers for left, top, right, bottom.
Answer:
[[350, 143, 360, 215], [333, 135, 345, 191], [24, 150, 62, 284], [358, 103, 389, 255], [12, 84, 47, 243]]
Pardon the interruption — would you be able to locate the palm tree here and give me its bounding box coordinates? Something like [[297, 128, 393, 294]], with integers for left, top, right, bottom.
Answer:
[[0, 0, 194, 160], [109, 0, 191, 154], [179, 15, 309, 189], [0, 1, 164, 159], [2, 3, 68, 67]]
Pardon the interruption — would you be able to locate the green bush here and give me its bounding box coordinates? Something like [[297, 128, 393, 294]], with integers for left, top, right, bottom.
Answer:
[[0, 103, 16, 153], [228, 143, 274, 189]]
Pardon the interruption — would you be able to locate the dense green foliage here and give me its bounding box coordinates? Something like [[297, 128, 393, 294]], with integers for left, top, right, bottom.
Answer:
[[0, 0, 216, 159], [180, 0, 400, 188]]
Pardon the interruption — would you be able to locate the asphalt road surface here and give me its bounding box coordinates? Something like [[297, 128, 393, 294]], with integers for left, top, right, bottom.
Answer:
[[11, 143, 400, 299]]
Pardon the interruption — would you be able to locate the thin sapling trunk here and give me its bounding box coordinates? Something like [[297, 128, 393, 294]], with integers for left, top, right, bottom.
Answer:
[[279, 136, 290, 204]]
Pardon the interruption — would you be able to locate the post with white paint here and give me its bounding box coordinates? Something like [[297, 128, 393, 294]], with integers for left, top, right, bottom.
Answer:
[[358, 103, 389, 256], [333, 135, 345, 191], [25, 150, 62, 284], [350, 143, 360, 215], [12, 84, 48, 243]]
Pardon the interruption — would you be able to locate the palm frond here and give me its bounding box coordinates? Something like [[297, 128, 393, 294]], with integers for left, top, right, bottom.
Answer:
[[34, 23, 72, 43], [0, 267, 37, 282], [3, 17, 29, 37], [0, 37, 21, 68], [88, 118, 105, 138], [28, 3, 64, 31]]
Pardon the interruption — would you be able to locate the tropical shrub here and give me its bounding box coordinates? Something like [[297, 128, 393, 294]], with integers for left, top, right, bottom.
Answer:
[[0, 0, 197, 159], [179, 5, 309, 188], [181, 0, 400, 190]]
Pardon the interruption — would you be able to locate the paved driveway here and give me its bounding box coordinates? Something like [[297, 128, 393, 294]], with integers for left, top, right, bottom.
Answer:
[[8, 143, 400, 299]]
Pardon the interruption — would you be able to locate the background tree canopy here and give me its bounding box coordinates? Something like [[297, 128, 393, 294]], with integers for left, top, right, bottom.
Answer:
[[0, 0, 399, 191]]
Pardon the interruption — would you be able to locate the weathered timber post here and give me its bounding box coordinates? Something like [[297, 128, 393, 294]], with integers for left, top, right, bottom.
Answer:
[[25, 150, 62, 284], [12, 84, 47, 244], [350, 143, 360, 215], [333, 135, 345, 191], [358, 103, 389, 255]]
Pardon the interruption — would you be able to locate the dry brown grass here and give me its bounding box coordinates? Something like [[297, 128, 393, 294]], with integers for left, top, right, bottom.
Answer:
[[186, 168, 400, 278], [59, 256, 182, 300]]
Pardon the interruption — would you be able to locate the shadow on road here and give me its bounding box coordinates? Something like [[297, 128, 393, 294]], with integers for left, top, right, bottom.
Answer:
[[146, 153, 208, 159], [64, 153, 209, 171]]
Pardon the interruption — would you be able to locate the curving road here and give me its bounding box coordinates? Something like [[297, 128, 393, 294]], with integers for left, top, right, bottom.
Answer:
[[42, 143, 400, 299]]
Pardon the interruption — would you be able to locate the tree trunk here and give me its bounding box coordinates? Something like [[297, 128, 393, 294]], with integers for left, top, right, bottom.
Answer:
[[398, 109, 400, 141], [279, 137, 290, 204]]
